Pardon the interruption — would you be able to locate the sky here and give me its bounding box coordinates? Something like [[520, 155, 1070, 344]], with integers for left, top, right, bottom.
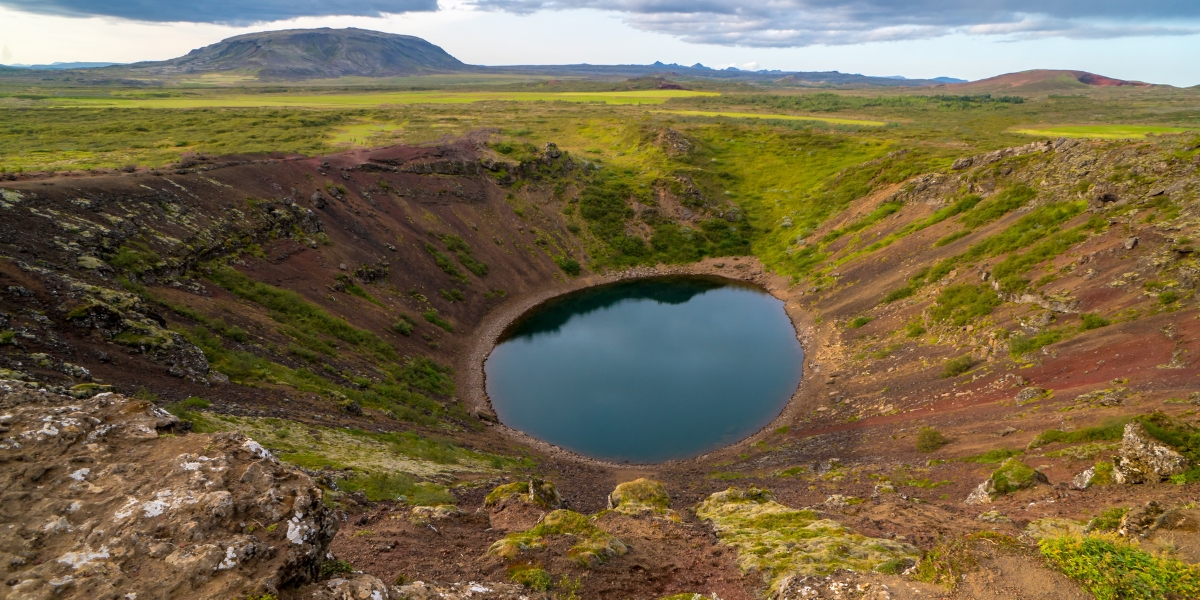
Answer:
[[1, 0, 1198, 85]]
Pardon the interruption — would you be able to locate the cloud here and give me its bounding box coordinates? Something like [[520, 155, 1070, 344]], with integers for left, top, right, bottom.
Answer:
[[471, 0, 1200, 47], [0, 0, 438, 24]]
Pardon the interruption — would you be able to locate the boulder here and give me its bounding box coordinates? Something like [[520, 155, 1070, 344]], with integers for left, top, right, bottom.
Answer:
[[1112, 422, 1189, 484], [1072, 467, 1097, 490], [304, 574, 393, 599], [1118, 501, 1166, 538], [964, 458, 1047, 504], [608, 478, 671, 514], [0, 381, 337, 599]]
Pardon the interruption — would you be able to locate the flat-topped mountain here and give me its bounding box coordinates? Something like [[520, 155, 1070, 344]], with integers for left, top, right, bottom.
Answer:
[[122, 27, 467, 80]]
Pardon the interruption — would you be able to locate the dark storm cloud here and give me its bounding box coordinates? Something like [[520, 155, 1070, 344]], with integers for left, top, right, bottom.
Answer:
[[0, 0, 438, 24], [473, 0, 1200, 46]]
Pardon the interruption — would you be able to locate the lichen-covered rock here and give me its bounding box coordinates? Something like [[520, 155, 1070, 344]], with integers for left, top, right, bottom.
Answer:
[[1113, 422, 1190, 484], [393, 580, 547, 599], [410, 505, 462, 525], [1025, 518, 1085, 539], [977, 510, 1012, 524], [964, 458, 1047, 504], [1015, 387, 1048, 405], [609, 478, 672, 515], [0, 381, 337, 599], [1072, 467, 1097, 490], [695, 488, 919, 594], [303, 574, 392, 600]]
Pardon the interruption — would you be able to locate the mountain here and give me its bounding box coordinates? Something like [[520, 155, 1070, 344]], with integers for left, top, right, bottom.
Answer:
[[946, 69, 1152, 92], [118, 28, 467, 80], [491, 62, 953, 87]]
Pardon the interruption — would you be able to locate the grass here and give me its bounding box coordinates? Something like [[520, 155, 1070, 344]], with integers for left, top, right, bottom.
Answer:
[[1028, 418, 1132, 449], [942, 355, 979, 378], [960, 448, 1023, 464], [1012, 125, 1195, 140], [930, 285, 1001, 326], [651, 110, 887, 126], [1040, 533, 1200, 599], [339, 472, 454, 505], [422, 310, 454, 333]]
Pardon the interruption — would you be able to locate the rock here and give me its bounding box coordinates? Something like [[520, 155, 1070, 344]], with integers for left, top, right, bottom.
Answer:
[[0, 382, 337, 598], [392, 580, 541, 599], [543, 142, 563, 160], [1072, 467, 1097, 490], [1025, 518, 1085, 540], [978, 510, 1012, 524], [998, 426, 1018, 437], [410, 505, 462, 525], [484, 479, 563, 532], [311, 191, 327, 209], [1118, 501, 1166, 538], [965, 458, 1047, 504], [874, 481, 897, 495], [951, 157, 974, 170], [1075, 387, 1127, 406], [1124, 237, 1139, 250], [1015, 387, 1048, 405], [304, 574, 393, 599], [1112, 422, 1189, 484]]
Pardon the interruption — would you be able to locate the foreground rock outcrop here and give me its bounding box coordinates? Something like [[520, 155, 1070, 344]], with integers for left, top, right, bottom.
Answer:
[[0, 381, 337, 599]]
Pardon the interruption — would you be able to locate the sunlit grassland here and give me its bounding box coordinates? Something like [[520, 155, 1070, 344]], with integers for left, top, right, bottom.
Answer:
[[1011, 124, 1196, 139], [36, 89, 717, 109], [652, 109, 887, 126]]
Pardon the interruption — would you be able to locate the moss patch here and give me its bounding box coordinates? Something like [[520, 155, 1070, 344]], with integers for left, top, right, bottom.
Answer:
[[989, 458, 1043, 495], [609, 478, 672, 515], [695, 487, 919, 592], [485, 479, 563, 510], [489, 509, 628, 566]]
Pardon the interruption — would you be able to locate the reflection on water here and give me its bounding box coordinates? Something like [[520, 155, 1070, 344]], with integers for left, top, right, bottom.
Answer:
[[485, 276, 804, 463]]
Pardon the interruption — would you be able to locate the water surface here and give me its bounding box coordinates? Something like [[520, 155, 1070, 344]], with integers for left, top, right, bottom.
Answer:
[[485, 276, 803, 463]]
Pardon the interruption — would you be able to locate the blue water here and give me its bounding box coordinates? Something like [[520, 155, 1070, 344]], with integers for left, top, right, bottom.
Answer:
[[484, 276, 804, 463]]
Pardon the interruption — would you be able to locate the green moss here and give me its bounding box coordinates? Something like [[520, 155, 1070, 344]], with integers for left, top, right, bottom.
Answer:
[[485, 479, 562, 509], [989, 457, 1041, 495], [848, 316, 873, 329], [609, 478, 672, 515], [508, 565, 551, 591], [1040, 533, 1200, 599], [422, 310, 454, 333], [489, 510, 628, 566], [695, 487, 919, 592]]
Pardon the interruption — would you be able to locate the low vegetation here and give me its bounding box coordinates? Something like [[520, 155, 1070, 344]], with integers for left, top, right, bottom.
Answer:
[[1041, 533, 1200, 599]]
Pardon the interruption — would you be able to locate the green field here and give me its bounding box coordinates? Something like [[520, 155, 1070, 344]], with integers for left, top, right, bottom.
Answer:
[[1011, 124, 1196, 139], [651, 110, 886, 126], [38, 89, 717, 109]]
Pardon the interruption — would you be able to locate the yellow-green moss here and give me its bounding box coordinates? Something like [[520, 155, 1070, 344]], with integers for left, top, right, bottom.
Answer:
[[609, 478, 672, 515], [695, 487, 919, 592], [485, 478, 562, 509], [489, 509, 627, 566], [989, 457, 1042, 495]]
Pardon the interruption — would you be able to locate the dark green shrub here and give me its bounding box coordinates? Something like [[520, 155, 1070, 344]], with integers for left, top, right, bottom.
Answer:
[[1081, 313, 1110, 330], [1160, 290, 1180, 305], [392, 316, 414, 336], [556, 256, 582, 276], [941, 355, 977, 378], [848, 316, 873, 328], [882, 286, 914, 304], [916, 427, 951, 452]]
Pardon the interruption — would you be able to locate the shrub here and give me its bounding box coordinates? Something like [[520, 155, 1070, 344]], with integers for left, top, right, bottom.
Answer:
[[848, 316, 873, 328], [930, 285, 1001, 326], [422, 310, 454, 333], [1008, 328, 1067, 357], [392, 316, 414, 336], [1087, 507, 1129, 532], [556, 256, 582, 276], [1160, 290, 1180, 305], [1081, 313, 1110, 330], [1040, 533, 1200, 599], [916, 427, 951, 452], [905, 319, 927, 337], [941, 355, 977, 378], [319, 559, 355, 578]]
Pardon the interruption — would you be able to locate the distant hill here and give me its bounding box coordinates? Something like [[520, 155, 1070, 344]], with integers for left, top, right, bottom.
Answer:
[[117, 28, 467, 80], [491, 62, 952, 87], [4, 62, 122, 70], [946, 69, 1152, 92]]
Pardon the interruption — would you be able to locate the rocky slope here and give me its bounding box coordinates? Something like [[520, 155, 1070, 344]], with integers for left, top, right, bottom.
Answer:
[[0, 382, 336, 599]]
